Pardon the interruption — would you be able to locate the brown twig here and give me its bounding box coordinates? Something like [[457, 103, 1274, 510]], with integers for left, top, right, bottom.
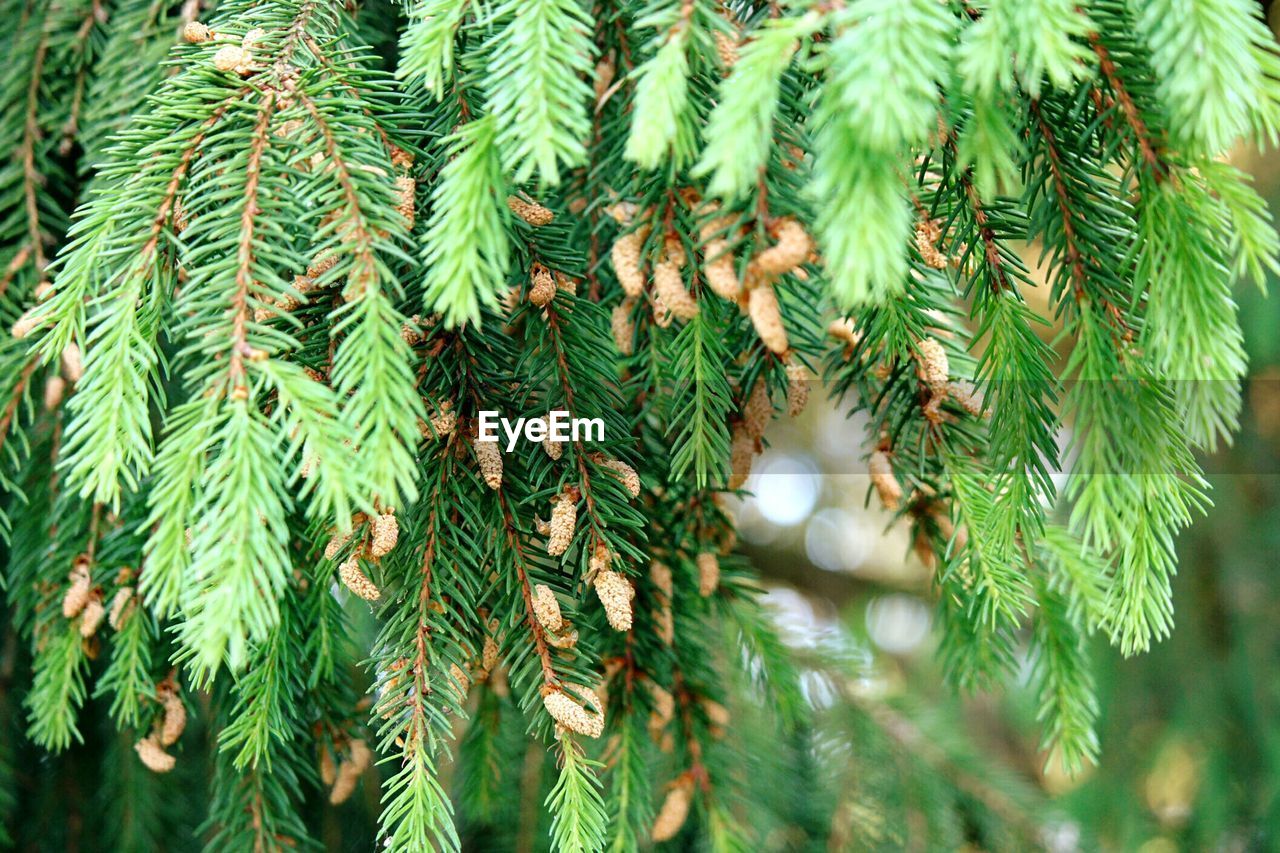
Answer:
[[499, 491, 560, 686], [1030, 99, 1129, 338], [403, 435, 457, 749], [542, 304, 610, 554], [228, 91, 277, 392], [1088, 32, 1167, 181], [0, 356, 38, 457], [298, 92, 380, 300], [22, 34, 50, 282]]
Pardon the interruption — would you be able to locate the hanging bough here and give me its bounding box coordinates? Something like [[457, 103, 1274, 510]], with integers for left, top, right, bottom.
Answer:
[[0, 0, 1278, 849]]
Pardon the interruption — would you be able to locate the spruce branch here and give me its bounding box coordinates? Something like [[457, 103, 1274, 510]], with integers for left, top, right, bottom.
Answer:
[[695, 11, 820, 200], [420, 115, 511, 326], [483, 0, 596, 186], [1133, 0, 1280, 154], [397, 0, 470, 95], [813, 0, 954, 306], [0, 2, 1277, 847]]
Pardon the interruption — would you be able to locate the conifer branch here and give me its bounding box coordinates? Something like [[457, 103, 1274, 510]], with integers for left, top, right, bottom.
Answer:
[[0, 3, 1276, 846]]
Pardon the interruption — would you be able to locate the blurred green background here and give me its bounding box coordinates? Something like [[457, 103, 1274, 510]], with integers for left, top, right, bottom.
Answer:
[[725, 145, 1280, 852]]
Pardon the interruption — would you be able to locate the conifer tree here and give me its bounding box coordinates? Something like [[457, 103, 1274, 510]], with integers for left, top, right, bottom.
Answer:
[[1, 0, 1278, 849]]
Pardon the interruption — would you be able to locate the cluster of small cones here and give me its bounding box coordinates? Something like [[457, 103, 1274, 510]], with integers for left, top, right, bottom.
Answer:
[[726, 361, 811, 491], [134, 679, 188, 773], [606, 201, 814, 361], [321, 737, 372, 804], [62, 557, 140, 643], [324, 508, 401, 602], [541, 684, 605, 739]]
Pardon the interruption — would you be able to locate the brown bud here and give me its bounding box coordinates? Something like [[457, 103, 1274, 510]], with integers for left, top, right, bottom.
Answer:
[[43, 376, 65, 411], [61, 344, 83, 382], [554, 271, 578, 296], [546, 626, 579, 649], [389, 143, 414, 171], [135, 735, 176, 773], [593, 53, 617, 103], [307, 250, 338, 278], [703, 699, 730, 727], [611, 298, 636, 355], [507, 196, 554, 226], [604, 201, 640, 225], [664, 235, 688, 268], [653, 604, 674, 646], [702, 240, 741, 300], [62, 559, 92, 618], [481, 634, 500, 674], [160, 691, 187, 747], [714, 29, 739, 68], [173, 196, 189, 232], [869, 451, 903, 511], [394, 175, 416, 228], [10, 307, 41, 339], [696, 552, 720, 597], [594, 567, 634, 631], [748, 285, 788, 354], [786, 362, 809, 417], [649, 561, 673, 598], [588, 543, 610, 576], [597, 457, 641, 499], [948, 380, 985, 417], [648, 683, 675, 726], [698, 211, 734, 243], [324, 528, 352, 561], [183, 20, 211, 42], [318, 742, 337, 783], [610, 229, 647, 298], [529, 264, 556, 307], [915, 217, 948, 269], [728, 424, 755, 490], [652, 775, 695, 842], [652, 258, 698, 320], [651, 291, 674, 328], [212, 45, 249, 74], [547, 492, 577, 556], [542, 688, 604, 738], [755, 218, 811, 275], [915, 338, 949, 393], [319, 747, 337, 786], [533, 584, 564, 632], [742, 381, 772, 441], [422, 401, 456, 439], [828, 317, 860, 347], [369, 512, 399, 558], [79, 597, 105, 638], [473, 438, 503, 490], [913, 527, 936, 570], [329, 739, 371, 804], [339, 556, 381, 601], [448, 663, 470, 701], [108, 587, 136, 630]]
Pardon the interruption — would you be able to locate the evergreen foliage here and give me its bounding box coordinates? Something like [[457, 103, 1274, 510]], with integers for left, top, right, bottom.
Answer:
[[0, 0, 1277, 848]]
